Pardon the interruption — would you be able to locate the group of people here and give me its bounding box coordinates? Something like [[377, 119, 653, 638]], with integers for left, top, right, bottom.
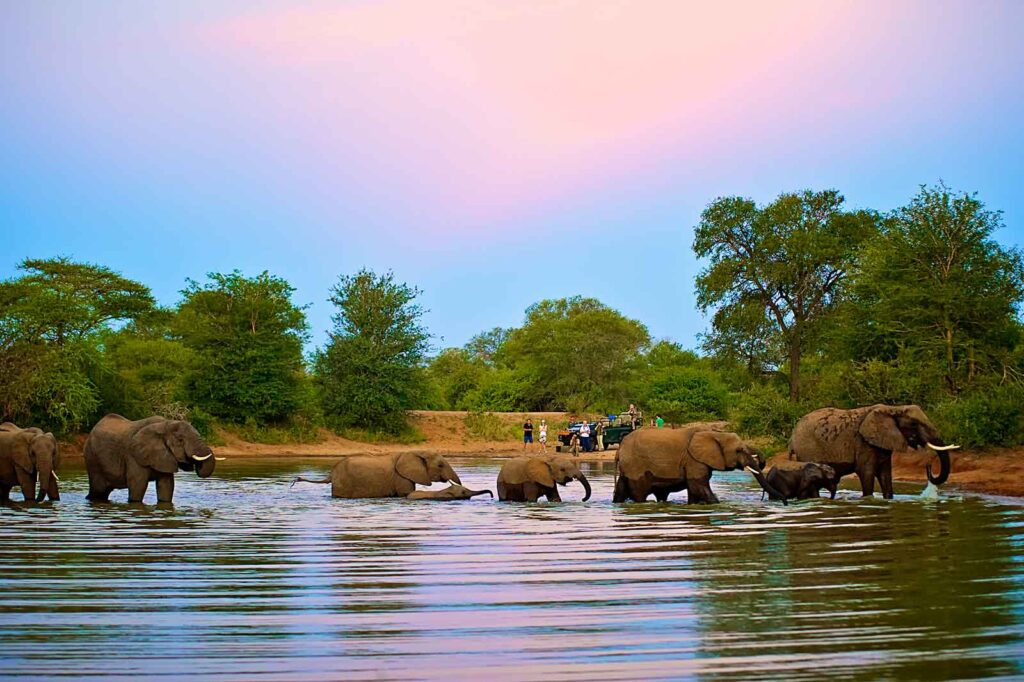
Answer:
[[521, 404, 664, 454]]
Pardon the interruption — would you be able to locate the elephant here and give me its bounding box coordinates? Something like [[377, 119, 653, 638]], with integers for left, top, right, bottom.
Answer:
[[496, 456, 591, 502], [789, 404, 957, 499], [292, 452, 462, 498], [613, 427, 777, 503], [0, 426, 60, 502], [749, 460, 837, 502], [406, 484, 493, 500], [83, 414, 218, 503]]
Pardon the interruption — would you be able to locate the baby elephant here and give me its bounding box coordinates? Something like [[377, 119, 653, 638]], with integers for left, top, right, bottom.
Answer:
[[406, 484, 493, 501], [497, 456, 591, 502], [750, 460, 837, 502]]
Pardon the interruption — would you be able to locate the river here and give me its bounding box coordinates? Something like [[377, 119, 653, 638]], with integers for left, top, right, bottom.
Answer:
[[1, 458, 1023, 680]]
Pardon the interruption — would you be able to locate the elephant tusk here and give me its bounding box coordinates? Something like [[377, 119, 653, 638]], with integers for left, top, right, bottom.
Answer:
[[215, 457, 226, 461], [926, 442, 960, 451], [744, 466, 759, 475], [191, 453, 212, 461], [52, 472, 60, 481]]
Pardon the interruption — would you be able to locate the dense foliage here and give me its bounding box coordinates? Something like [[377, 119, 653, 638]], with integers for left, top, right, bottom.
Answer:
[[314, 269, 430, 433]]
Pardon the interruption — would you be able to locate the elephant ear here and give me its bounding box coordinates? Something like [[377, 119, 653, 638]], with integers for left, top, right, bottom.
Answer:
[[130, 421, 180, 474], [689, 431, 727, 471], [859, 407, 907, 452], [396, 453, 431, 486], [526, 458, 556, 488]]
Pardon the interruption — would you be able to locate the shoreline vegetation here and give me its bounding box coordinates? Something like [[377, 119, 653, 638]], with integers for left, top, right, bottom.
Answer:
[[51, 410, 1024, 498]]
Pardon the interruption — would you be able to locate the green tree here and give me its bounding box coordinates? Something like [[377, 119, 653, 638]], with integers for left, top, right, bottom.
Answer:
[[315, 269, 430, 432], [426, 348, 487, 409], [694, 190, 878, 401], [0, 257, 155, 432], [176, 271, 309, 423], [631, 341, 728, 423], [500, 296, 650, 410], [840, 183, 1024, 395]]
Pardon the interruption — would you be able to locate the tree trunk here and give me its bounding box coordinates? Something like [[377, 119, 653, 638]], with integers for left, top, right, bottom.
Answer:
[[788, 338, 801, 403]]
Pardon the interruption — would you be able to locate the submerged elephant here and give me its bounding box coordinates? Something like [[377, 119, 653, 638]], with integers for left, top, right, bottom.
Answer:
[[789, 404, 957, 499], [0, 425, 60, 502], [293, 452, 462, 498], [496, 456, 591, 502], [84, 414, 218, 503], [406, 484, 493, 500], [614, 427, 777, 503], [749, 460, 836, 502]]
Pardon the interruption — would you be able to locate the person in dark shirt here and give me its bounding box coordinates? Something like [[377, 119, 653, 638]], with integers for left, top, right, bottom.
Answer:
[[523, 418, 534, 450]]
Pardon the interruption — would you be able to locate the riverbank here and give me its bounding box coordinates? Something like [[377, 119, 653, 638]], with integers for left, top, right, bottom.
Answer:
[[56, 410, 1024, 497]]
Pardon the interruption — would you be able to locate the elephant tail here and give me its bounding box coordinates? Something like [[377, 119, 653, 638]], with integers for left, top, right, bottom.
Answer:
[[291, 476, 331, 487]]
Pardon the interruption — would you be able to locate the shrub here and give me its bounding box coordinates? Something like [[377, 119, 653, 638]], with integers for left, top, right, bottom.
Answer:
[[731, 384, 809, 443], [932, 385, 1024, 449], [643, 367, 729, 424]]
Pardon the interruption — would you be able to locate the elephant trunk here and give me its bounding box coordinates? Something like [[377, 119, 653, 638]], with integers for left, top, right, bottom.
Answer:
[[195, 454, 216, 479], [577, 473, 592, 502], [445, 466, 462, 486], [471, 489, 494, 499], [925, 444, 953, 485], [35, 454, 57, 502], [744, 467, 789, 505]]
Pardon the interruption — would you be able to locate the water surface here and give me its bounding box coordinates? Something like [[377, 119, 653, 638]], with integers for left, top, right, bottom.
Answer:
[[1, 458, 1023, 680]]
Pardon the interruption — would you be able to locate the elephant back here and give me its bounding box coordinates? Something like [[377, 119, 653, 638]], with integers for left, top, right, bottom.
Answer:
[[617, 428, 696, 480], [790, 407, 872, 463], [498, 457, 543, 486]]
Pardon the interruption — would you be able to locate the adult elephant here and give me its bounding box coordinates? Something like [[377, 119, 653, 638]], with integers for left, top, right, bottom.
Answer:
[[496, 456, 592, 502], [613, 427, 776, 503], [84, 414, 218, 503], [749, 460, 836, 502], [293, 452, 462, 498], [0, 426, 60, 502], [789, 404, 957, 499], [406, 484, 493, 500]]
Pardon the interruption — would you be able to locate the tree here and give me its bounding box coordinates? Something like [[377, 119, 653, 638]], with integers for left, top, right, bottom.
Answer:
[[631, 341, 728, 423], [0, 257, 155, 431], [694, 190, 878, 401], [841, 183, 1024, 394], [315, 269, 430, 432], [426, 348, 487, 410], [500, 296, 650, 410], [176, 271, 309, 423]]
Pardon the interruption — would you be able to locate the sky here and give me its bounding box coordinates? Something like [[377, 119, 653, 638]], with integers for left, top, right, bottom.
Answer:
[[2, 0, 1023, 352]]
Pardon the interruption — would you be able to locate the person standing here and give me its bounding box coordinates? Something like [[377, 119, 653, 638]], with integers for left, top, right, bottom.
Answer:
[[523, 418, 534, 450], [539, 419, 548, 452], [595, 421, 605, 451], [579, 420, 591, 453], [628, 403, 637, 428], [655, 414, 665, 428]]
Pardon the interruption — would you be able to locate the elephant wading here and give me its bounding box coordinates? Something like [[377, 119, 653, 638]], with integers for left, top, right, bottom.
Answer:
[[789, 404, 957, 499], [749, 460, 836, 502], [406, 484, 493, 500], [84, 414, 218, 503], [0, 425, 60, 502], [614, 427, 775, 503], [293, 453, 462, 499], [496, 456, 591, 502]]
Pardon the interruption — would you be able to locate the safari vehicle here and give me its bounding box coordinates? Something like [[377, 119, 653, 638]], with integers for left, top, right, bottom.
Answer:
[[555, 413, 640, 452]]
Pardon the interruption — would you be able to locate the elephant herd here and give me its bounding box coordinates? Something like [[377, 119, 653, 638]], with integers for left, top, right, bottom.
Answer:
[[0, 404, 957, 506]]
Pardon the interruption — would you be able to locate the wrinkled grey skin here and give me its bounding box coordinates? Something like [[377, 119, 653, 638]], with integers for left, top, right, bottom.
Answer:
[[789, 404, 952, 499], [406, 484, 493, 500], [0, 424, 60, 502], [84, 414, 216, 503], [749, 461, 837, 502], [496, 456, 591, 502], [292, 453, 462, 499]]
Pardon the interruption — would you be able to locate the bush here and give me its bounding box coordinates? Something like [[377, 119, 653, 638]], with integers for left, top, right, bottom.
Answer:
[[331, 424, 426, 444], [731, 384, 809, 443], [643, 367, 729, 424], [463, 411, 519, 441], [932, 385, 1024, 449], [460, 368, 530, 412]]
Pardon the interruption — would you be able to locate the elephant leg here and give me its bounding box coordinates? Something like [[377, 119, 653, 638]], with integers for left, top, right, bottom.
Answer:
[[629, 478, 651, 502], [15, 469, 35, 503], [155, 475, 175, 503], [857, 464, 876, 497], [127, 471, 150, 503], [0, 483, 10, 503], [653, 488, 670, 502], [545, 486, 562, 502], [877, 457, 894, 500], [612, 476, 629, 503], [521, 482, 541, 502], [687, 477, 719, 504], [87, 478, 112, 502]]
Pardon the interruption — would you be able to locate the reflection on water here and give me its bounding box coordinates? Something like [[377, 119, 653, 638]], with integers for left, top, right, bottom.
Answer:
[[1, 458, 1023, 680]]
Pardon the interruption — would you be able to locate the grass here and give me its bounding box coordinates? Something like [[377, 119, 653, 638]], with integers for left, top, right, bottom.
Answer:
[[225, 417, 325, 445], [463, 411, 524, 441], [333, 426, 427, 444]]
